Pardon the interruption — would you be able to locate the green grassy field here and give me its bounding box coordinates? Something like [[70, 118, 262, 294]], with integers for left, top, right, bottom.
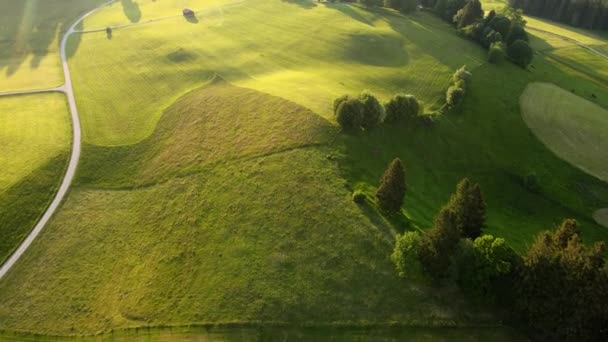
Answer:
[[0, 82, 500, 335], [68, 0, 485, 145], [0, 93, 71, 264], [520, 83, 608, 183], [1, 0, 608, 339], [0, 0, 105, 92]]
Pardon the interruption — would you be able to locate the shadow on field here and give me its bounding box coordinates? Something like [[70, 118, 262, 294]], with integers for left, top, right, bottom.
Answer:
[[121, 0, 141, 23], [282, 0, 317, 9], [323, 3, 376, 26], [184, 14, 200, 24]]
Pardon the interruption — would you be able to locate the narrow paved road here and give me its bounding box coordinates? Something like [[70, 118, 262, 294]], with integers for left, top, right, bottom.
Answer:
[[0, 0, 116, 281]]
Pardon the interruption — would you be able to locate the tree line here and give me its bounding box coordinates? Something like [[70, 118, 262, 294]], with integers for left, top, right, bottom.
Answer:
[[389, 175, 608, 341], [509, 0, 608, 30]]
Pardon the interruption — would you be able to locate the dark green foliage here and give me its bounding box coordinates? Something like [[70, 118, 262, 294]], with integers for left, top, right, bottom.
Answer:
[[376, 158, 406, 213], [391, 231, 423, 278], [444, 0, 467, 21], [352, 190, 366, 204], [358, 0, 381, 7], [453, 0, 483, 28], [506, 24, 528, 46], [515, 219, 608, 341], [418, 207, 461, 279], [447, 178, 486, 239], [507, 39, 533, 68], [488, 42, 505, 63], [523, 172, 540, 193], [499, 5, 526, 27], [384, 94, 420, 122], [335, 97, 364, 130], [446, 85, 465, 107], [488, 14, 511, 37], [359, 91, 385, 130], [433, 0, 448, 16], [454, 235, 519, 301], [509, 0, 608, 30], [333, 94, 350, 114], [459, 22, 484, 41]]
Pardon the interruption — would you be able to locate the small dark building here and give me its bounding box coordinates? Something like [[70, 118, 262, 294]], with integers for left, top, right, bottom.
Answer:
[[183, 8, 195, 17]]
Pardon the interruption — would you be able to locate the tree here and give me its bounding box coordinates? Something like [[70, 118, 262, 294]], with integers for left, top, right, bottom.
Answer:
[[335, 97, 364, 130], [515, 219, 608, 341], [359, 90, 385, 130], [434, 0, 448, 16], [446, 85, 465, 107], [488, 14, 511, 37], [391, 231, 423, 278], [384, 94, 421, 122], [507, 39, 533, 68], [453, 0, 484, 28], [418, 207, 461, 279], [499, 5, 526, 27], [444, 0, 468, 21], [448, 178, 486, 239], [452, 65, 472, 85], [376, 158, 406, 213]]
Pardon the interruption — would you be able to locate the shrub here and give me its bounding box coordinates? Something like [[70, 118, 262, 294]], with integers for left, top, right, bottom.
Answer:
[[523, 172, 540, 193], [446, 86, 465, 107], [335, 98, 364, 130], [391, 231, 423, 278], [333, 94, 350, 115], [454, 235, 519, 301], [507, 39, 533, 68], [418, 207, 461, 279], [488, 41, 505, 63], [358, 90, 385, 129], [376, 158, 406, 213], [452, 65, 472, 84], [352, 190, 367, 204], [488, 14, 511, 37], [384, 94, 420, 122], [447, 178, 486, 239], [506, 24, 528, 46]]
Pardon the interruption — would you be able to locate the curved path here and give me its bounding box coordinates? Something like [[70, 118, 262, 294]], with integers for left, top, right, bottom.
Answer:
[[0, 0, 116, 281]]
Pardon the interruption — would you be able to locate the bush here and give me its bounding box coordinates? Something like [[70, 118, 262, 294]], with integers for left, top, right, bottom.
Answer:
[[376, 158, 406, 213], [384, 94, 420, 123], [352, 190, 367, 204], [452, 65, 472, 84], [488, 41, 505, 63], [454, 235, 518, 301], [452, 0, 483, 29], [359, 90, 385, 129], [333, 94, 350, 115], [506, 24, 528, 46], [488, 14, 511, 37], [335, 98, 364, 130], [446, 86, 465, 107], [523, 172, 540, 193], [391, 231, 423, 278], [507, 39, 533, 68]]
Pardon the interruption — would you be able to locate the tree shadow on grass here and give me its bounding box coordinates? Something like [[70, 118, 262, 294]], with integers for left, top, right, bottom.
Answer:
[[282, 0, 317, 9], [323, 2, 376, 26], [355, 194, 411, 242], [121, 0, 142, 23]]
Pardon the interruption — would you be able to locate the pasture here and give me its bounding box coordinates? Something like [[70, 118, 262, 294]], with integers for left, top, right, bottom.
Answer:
[[0, 93, 71, 263]]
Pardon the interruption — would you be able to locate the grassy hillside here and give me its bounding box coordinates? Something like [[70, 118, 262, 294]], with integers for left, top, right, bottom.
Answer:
[[0, 0, 105, 91], [0, 93, 71, 263], [0, 82, 498, 335], [68, 0, 485, 145]]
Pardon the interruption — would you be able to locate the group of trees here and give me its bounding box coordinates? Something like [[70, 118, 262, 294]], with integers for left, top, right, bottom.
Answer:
[[334, 91, 422, 130], [509, 0, 608, 30], [432, 0, 534, 67], [391, 178, 608, 340]]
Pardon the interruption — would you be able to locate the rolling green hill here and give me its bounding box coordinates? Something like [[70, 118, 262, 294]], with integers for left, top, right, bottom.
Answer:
[[1, 0, 608, 339]]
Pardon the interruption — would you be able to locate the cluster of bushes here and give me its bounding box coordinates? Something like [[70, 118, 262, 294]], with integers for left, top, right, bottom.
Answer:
[[391, 178, 608, 341], [446, 65, 471, 108], [334, 91, 423, 130]]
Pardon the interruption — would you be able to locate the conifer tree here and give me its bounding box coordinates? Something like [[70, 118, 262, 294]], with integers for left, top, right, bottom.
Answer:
[[448, 178, 486, 239], [376, 158, 406, 213]]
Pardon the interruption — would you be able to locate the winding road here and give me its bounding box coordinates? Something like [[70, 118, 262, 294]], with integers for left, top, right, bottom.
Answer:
[[0, 0, 116, 281]]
